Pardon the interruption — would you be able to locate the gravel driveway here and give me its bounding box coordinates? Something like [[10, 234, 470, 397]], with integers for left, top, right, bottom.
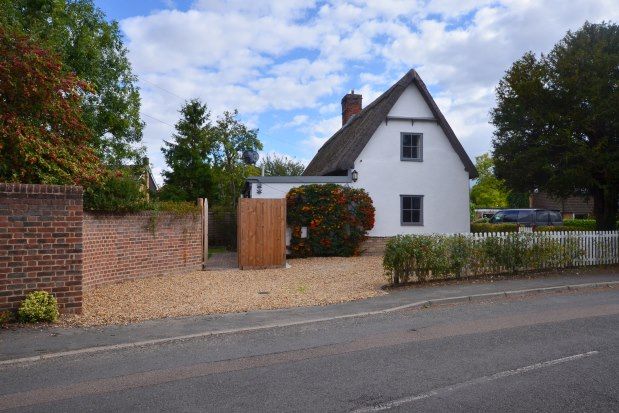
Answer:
[[67, 256, 385, 326]]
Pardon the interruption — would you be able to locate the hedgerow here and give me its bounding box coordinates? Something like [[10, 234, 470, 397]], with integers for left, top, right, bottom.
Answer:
[[470, 222, 518, 233], [383, 233, 583, 285], [286, 184, 375, 257]]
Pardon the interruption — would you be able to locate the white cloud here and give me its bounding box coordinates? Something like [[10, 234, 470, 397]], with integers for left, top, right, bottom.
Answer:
[[117, 0, 619, 184]]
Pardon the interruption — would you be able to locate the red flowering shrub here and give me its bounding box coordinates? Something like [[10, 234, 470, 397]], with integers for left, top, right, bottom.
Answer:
[[286, 184, 375, 257], [0, 28, 103, 185]]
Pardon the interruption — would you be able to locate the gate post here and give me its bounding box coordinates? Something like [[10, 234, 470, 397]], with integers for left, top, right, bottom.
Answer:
[[200, 198, 208, 268]]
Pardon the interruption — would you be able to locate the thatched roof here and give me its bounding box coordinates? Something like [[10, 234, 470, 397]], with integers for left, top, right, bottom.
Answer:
[[303, 69, 478, 179]]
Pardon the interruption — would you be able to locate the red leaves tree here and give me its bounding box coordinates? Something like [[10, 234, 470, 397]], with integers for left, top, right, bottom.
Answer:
[[0, 28, 102, 185]]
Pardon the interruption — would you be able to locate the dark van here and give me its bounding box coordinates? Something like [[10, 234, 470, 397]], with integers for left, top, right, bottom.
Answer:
[[489, 209, 562, 226]]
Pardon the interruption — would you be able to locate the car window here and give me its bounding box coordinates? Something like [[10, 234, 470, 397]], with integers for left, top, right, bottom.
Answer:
[[536, 211, 550, 224], [490, 212, 505, 223], [550, 211, 562, 223], [502, 210, 519, 223], [517, 210, 533, 223]]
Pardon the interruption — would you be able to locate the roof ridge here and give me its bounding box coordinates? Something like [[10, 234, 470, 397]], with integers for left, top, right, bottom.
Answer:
[[303, 69, 477, 178]]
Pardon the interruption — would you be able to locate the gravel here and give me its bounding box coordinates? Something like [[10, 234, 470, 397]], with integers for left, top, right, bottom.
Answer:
[[64, 256, 386, 326]]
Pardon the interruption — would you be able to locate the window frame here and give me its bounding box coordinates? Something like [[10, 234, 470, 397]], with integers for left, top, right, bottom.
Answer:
[[400, 195, 424, 226], [400, 132, 423, 162]]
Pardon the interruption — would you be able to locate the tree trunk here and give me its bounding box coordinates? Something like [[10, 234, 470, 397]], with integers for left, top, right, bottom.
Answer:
[[592, 187, 618, 230]]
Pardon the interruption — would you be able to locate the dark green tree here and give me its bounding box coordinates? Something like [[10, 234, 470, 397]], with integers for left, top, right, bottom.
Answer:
[[491, 22, 619, 229], [160, 99, 218, 202], [211, 110, 263, 209], [258, 154, 305, 176], [1, 0, 144, 166]]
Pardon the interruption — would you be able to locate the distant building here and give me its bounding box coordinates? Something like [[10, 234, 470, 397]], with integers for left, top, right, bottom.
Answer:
[[529, 191, 592, 219]]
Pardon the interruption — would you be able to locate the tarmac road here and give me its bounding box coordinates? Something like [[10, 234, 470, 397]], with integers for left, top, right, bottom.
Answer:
[[0, 289, 618, 412]]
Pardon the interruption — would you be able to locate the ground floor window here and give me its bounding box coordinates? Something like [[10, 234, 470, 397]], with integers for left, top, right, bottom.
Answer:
[[401, 195, 423, 225]]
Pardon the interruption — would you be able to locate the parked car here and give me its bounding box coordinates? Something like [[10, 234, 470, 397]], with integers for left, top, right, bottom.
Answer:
[[489, 209, 563, 226]]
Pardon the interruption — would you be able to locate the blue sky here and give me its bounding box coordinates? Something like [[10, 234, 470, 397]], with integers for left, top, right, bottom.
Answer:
[[94, 0, 618, 185]]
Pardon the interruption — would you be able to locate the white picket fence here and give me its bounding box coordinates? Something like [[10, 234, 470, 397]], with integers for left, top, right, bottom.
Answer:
[[469, 230, 619, 267]]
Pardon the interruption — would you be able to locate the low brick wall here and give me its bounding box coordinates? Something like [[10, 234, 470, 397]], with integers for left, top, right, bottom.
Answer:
[[83, 212, 203, 289], [361, 237, 391, 256], [0, 183, 83, 314]]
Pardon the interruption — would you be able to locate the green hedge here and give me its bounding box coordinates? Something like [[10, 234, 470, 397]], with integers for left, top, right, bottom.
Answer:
[[383, 234, 582, 285], [470, 223, 518, 233], [562, 219, 597, 229], [286, 184, 375, 257]]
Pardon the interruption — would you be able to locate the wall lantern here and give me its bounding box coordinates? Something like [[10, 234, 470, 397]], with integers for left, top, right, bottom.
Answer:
[[351, 170, 359, 182]]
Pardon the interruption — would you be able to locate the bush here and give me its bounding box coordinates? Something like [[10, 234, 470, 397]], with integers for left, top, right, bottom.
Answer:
[[84, 171, 149, 212], [0, 310, 13, 326], [562, 219, 597, 230], [383, 233, 583, 285], [470, 222, 518, 233], [151, 200, 201, 214], [17, 291, 59, 323], [287, 184, 375, 257]]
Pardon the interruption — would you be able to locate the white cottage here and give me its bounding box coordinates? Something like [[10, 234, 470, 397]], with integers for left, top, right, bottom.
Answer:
[[245, 69, 478, 237]]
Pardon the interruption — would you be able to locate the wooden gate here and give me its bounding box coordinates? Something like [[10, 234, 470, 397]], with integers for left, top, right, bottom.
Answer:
[[237, 198, 286, 269]]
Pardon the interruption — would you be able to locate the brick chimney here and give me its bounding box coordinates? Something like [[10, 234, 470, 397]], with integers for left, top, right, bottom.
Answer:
[[341, 90, 362, 126]]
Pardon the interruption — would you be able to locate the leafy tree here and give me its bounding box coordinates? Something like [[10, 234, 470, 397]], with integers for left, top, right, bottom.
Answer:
[[1, 0, 144, 166], [491, 22, 619, 229], [211, 110, 263, 209], [160, 99, 218, 202], [470, 154, 509, 208], [258, 153, 305, 176], [0, 28, 102, 185]]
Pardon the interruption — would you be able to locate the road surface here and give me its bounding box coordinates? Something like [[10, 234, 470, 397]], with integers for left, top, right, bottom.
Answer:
[[1, 289, 618, 412]]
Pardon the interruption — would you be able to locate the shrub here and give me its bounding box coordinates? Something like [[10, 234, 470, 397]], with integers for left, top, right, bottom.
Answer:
[[286, 184, 375, 257], [470, 223, 518, 233], [17, 291, 59, 323], [0, 310, 13, 326], [84, 171, 149, 212], [151, 200, 201, 214], [562, 219, 597, 230], [383, 233, 583, 285]]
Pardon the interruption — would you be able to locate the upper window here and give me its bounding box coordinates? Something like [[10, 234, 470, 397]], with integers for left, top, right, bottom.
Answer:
[[401, 195, 423, 225], [401, 133, 423, 161]]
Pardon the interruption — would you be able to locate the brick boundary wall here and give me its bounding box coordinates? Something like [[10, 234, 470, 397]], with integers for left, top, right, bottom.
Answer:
[[361, 237, 391, 256], [83, 212, 203, 290], [0, 183, 83, 314]]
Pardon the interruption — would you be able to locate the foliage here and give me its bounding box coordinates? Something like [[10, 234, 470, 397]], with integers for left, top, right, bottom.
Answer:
[[0, 310, 12, 326], [470, 154, 509, 208], [160, 101, 262, 209], [470, 223, 518, 233], [160, 99, 219, 203], [211, 110, 263, 209], [1, 0, 144, 166], [286, 184, 375, 257], [384, 233, 583, 285], [152, 200, 201, 214], [0, 28, 103, 185], [17, 291, 59, 323], [562, 219, 597, 230], [258, 154, 305, 176], [491, 22, 619, 229], [83, 170, 148, 212], [536, 219, 618, 231], [507, 192, 530, 208]]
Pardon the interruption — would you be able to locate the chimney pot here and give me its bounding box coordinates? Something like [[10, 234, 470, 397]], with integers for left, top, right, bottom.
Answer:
[[341, 91, 362, 126]]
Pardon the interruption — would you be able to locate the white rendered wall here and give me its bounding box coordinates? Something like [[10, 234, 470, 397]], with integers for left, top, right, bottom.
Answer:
[[350, 84, 470, 236]]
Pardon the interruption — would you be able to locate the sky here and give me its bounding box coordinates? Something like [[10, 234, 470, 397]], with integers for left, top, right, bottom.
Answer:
[[94, 0, 619, 185]]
